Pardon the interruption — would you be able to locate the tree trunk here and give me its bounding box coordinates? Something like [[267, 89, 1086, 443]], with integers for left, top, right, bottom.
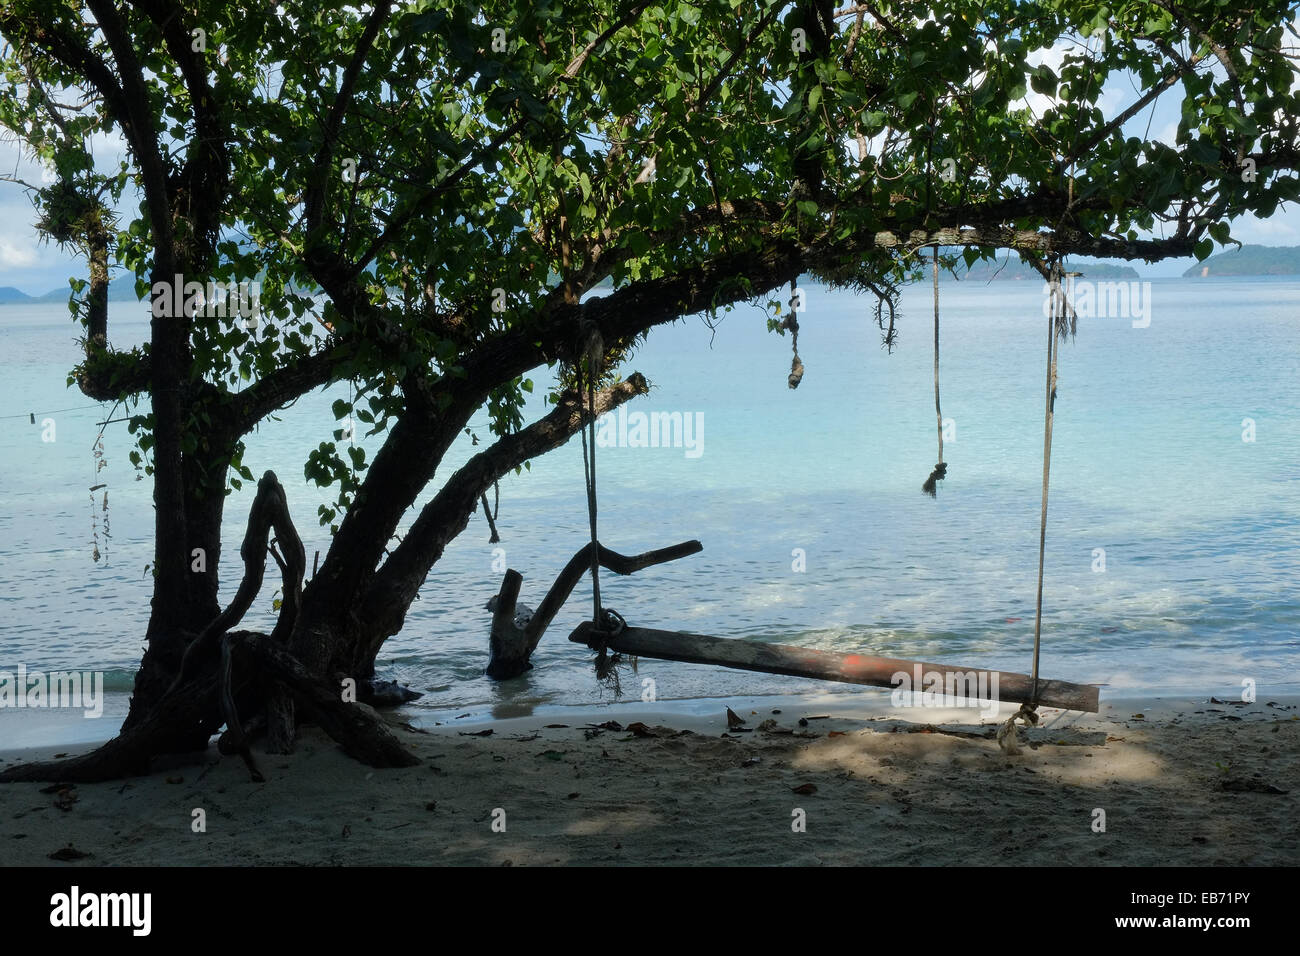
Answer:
[[122, 427, 230, 738]]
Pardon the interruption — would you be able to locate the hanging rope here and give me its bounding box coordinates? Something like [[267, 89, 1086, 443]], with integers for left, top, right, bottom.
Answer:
[[999, 255, 1067, 753], [578, 346, 603, 625], [922, 245, 947, 495], [576, 326, 628, 692]]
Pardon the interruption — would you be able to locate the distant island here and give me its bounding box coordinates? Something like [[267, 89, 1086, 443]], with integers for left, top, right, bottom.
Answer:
[[917, 252, 1140, 282], [0, 275, 141, 306], [5, 245, 1300, 305], [947, 257, 1140, 282], [1182, 244, 1300, 276]]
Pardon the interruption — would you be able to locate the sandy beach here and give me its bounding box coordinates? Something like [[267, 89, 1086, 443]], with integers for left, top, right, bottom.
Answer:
[[1, 692, 1295, 866]]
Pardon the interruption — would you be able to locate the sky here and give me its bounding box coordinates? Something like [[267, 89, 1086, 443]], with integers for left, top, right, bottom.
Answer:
[[1, 23, 1297, 295]]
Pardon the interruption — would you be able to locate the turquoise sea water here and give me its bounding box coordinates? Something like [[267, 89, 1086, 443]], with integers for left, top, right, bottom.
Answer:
[[1, 277, 1297, 737]]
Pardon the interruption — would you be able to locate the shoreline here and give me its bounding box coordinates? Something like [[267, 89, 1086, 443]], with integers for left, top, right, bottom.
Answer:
[[0, 685, 1288, 759], [2, 692, 1295, 866]]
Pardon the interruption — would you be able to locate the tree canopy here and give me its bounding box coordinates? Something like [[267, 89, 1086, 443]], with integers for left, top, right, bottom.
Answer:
[[2, 0, 1298, 778]]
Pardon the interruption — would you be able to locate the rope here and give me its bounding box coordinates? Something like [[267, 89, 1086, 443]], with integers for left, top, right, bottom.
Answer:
[[1031, 257, 1064, 702], [0, 403, 105, 422], [922, 245, 947, 495], [999, 255, 1065, 753], [577, 342, 603, 627]]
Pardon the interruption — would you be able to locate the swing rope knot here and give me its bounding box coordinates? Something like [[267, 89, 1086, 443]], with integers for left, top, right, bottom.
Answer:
[[589, 608, 626, 646], [997, 701, 1039, 755]]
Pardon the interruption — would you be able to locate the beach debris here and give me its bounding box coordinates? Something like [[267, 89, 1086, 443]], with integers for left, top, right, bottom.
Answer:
[[568, 792, 580, 799], [165, 776, 184, 784], [341, 825, 351, 839], [539, 750, 566, 761], [41, 784, 78, 811], [805, 715, 831, 720], [726, 707, 746, 729], [544, 724, 570, 729], [1131, 713, 1145, 720], [828, 731, 848, 738], [48, 845, 92, 861], [425, 802, 437, 811], [360, 678, 423, 707], [1220, 778, 1289, 794], [798, 717, 809, 727], [791, 783, 817, 795], [772, 709, 782, 715], [459, 729, 493, 737], [625, 722, 663, 738], [592, 720, 623, 732], [53, 753, 68, 759], [583, 729, 602, 740], [756, 719, 792, 735], [741, 756, 761, 767]]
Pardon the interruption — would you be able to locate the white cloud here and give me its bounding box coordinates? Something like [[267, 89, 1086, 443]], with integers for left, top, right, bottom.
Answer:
[[0, 235, 39, 269]]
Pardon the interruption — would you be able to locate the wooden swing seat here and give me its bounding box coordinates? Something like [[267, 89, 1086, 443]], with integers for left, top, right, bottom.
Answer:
[[568, 620, 1099, 713]]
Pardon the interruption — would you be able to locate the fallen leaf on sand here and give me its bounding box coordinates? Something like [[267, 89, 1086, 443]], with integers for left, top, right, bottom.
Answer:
[[726, 707, 746, 729], [791, 783, 817, 795], [48, 845, 91, 861]]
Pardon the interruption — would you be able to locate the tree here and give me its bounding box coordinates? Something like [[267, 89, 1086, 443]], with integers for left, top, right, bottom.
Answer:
[[2, 0, 1297, 781]]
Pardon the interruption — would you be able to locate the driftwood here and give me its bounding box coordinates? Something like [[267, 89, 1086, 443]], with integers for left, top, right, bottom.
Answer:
[[568, 622, 1100, 713], [486, 540, 703, 679]]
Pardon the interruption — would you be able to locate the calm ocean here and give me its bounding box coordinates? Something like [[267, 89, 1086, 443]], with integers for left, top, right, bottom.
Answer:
[[2, 277, 1297, 741]]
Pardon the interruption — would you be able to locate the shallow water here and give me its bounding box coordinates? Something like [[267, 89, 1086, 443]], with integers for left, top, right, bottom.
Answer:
[[1, 276, 1297, 740]]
